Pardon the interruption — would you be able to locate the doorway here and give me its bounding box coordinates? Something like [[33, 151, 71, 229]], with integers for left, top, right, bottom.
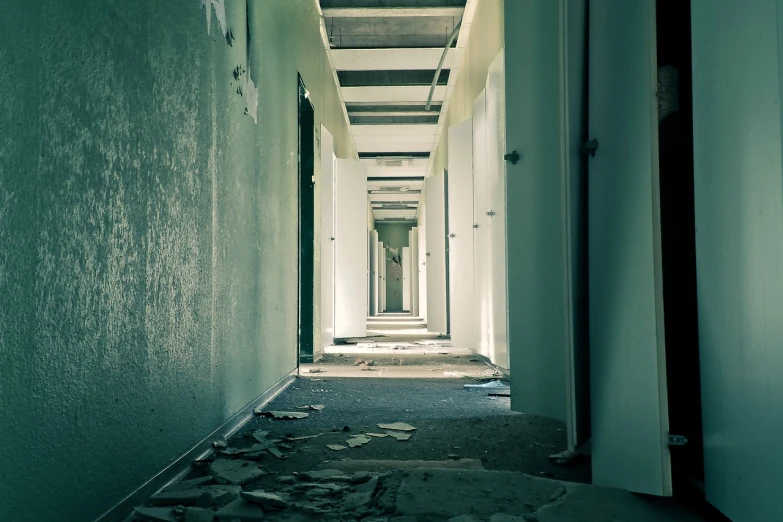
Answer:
[[298, 74, 315, 364], [655, 0, 705, 497]]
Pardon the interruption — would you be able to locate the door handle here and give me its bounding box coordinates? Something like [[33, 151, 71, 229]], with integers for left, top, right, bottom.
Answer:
[[449, 233, 456, 238], [581, 139, 599, 157], [504, 150, 520, 164], [426, 252, 431, 257]]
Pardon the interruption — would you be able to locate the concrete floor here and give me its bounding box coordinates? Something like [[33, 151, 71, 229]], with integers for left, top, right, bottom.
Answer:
[[127, 325, 707, 521]]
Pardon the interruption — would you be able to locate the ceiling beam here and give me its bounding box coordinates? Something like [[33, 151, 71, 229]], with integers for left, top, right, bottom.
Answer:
[[331, 48, 457, 71], [342, 86, 447, 103], [322, 7, 465, 18]]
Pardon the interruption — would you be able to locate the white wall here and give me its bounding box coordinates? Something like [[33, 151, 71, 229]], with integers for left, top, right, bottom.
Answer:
[[692, 2, 783, 520]]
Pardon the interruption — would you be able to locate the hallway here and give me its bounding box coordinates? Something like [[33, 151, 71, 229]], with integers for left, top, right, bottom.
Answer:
[[3, 0, 783, 521]]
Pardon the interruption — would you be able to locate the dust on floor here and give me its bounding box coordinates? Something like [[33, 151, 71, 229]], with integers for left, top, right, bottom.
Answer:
[[127, 363, 704, 521]]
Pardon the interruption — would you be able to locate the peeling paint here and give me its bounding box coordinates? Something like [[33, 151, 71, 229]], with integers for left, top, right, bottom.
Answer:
[[245, 76, 259, 123], [202, 0, 227, 38]]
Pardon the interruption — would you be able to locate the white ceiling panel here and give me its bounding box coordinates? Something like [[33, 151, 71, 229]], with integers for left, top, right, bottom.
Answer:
[[330, 48, 457, 71], [342, 86, 448, 104], [352, 125, 439, 137]]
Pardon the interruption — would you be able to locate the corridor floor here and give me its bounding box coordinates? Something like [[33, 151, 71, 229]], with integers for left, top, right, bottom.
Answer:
[[129, 367, 707, 522]]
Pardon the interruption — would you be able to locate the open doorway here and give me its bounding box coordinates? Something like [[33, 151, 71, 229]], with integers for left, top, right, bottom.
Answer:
[[656, 0, 705, 498], [298, 74, 316, 364]]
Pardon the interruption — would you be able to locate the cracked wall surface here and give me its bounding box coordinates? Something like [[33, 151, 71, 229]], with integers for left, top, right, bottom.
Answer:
[[0, 1, 353, 521]]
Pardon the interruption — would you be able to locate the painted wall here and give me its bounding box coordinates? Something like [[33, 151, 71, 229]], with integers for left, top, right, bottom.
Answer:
[[376, 223, 412, 312], [431, 0, 504, 177], [0, 1, 352, 521], [691, 2, 783, 520]]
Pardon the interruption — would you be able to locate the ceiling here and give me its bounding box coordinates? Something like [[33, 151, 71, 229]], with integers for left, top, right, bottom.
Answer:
[[318, 0, 475, 223]]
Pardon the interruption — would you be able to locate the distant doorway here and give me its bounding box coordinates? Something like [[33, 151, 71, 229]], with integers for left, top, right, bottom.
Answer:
[[298, 74, 315, 364]]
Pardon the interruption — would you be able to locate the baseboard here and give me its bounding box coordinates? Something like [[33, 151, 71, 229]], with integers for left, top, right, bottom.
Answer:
[[92, 370, 297, 522]]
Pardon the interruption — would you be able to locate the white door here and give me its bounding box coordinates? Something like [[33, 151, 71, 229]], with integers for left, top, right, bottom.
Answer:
[[486, 50, 508, 367], [410, 227, 419, 317], [692, 2, 783, 520], [334, 159, 368, 338], [447, 118, 476, 349], [417, 213, 427, 322], [402, 247, 411, 311], [425, 175, 447, 334], [319, 127, 336, 348], [378, 241, 385, 313], [472, 90, 490, 358], [369, 231, 379, 316], [588, 0, 671, 496]]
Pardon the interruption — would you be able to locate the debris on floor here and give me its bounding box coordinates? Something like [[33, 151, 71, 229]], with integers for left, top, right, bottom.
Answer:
[[256, 410, 310, 420], [297, 404, 325, 411], [386, 431, 413, 441], [251, 430, 270, 442], [443, 369, 502, 379], [327, 444, 347, 451], [346, 435, 372, 448], [464, 380, 511, 392], [549, 439, 592, 466], [301, 367, 325, 374], [209, 459, 265, 485], [377, 422, 416, 432], [285, 433, 324, 441], [135, 464, 702, 522]]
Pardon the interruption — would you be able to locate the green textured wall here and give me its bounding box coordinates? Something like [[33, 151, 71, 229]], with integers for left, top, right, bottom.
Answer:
[[376, 223, 411, 312], [0, 1, 353, 521]]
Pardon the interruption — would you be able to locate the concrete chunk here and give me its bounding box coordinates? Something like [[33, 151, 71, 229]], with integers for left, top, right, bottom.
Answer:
[[240, 490, 290, 510], [148, 489, 212, 507], [489, 515, 526, 522], [164, 476, 213, 492], [214, 498, 265, 520], [299, 469, 344, 481], [183, 507, 216, 522], [342, 491, 373, 512], [133, 506, 178, 522], [210, 459, 264, 485], [351, 471, 372, 484], [448, 516, 481, 522]]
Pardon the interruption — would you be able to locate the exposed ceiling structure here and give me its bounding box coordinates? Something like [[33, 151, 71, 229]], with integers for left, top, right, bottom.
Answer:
[[318, 0, 476, 223]]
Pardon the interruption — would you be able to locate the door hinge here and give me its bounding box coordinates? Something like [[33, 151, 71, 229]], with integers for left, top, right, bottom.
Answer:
[[581, 139, 599, 157], [504, 150, 521, 165], [487, 210, 496, 217], [668, 434, 689, 447], [473, 224, 479, 229]]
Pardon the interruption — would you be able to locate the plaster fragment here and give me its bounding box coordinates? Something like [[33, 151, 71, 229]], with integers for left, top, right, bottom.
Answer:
[[202, 0, 227, 38]]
